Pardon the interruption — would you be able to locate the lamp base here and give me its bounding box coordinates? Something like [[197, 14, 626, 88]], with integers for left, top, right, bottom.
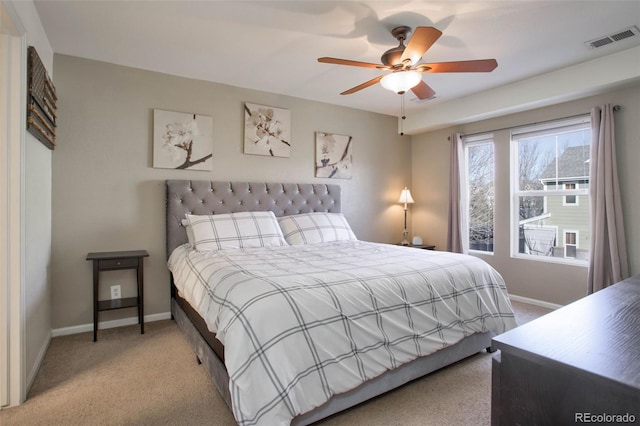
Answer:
[[401, 229, 410, 246]]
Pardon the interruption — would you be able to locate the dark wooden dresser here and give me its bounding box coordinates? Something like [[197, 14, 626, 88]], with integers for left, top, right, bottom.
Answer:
[[491, 275, 640, 425]]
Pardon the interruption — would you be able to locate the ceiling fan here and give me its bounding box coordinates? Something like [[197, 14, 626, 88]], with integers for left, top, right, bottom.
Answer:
[[318, 26, 498, 100]]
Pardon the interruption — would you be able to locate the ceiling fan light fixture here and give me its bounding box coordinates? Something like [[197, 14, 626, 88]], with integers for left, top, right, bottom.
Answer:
[[380, 70, 421, 94]]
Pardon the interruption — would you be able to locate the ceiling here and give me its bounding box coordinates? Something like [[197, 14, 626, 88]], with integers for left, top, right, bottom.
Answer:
[[34, 1, 640, 122]]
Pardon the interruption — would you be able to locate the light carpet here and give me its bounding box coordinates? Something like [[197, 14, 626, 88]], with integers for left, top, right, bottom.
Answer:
[[1, 301, 549, 425]]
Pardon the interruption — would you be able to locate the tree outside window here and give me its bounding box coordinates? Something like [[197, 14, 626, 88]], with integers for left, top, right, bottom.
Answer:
[[466, 137, 494, 252]]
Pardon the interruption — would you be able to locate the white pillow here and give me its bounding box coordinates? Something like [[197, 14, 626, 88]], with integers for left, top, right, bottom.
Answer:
[[186, 211, 287, 251], [277, 212, 357, 245], [181, 219, 196, 246]]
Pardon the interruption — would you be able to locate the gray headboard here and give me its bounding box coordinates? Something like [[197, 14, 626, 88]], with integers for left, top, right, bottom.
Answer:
[[166, 180, 341, 256]]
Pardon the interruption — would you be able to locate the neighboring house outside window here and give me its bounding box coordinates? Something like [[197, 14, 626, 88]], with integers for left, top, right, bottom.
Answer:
[[511, 116, 591, 265]]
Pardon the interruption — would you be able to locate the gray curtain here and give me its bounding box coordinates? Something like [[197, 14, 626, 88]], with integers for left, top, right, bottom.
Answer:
[[447, 133, 467, 253], [588, 104, 629, 293]]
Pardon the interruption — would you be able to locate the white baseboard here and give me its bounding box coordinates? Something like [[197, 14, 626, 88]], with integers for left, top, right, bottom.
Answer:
[[509, 294, 563, 311], [51, 312, 172, 338], [26, 331, 51, 394]]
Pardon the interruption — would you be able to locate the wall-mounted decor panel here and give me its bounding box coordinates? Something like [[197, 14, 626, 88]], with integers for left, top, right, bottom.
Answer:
[[27, 46, 57, 149]]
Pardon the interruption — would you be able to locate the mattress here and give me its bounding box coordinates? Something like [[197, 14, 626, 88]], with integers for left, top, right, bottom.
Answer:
[[168, 240, 517, 425]]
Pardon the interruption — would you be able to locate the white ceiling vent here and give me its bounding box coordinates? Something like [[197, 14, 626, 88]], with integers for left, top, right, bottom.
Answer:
[[585, 26, 640, 49]]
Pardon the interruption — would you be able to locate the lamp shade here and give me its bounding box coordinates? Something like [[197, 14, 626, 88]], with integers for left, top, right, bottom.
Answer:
[[397, 187, 415, 204], [380, 71, 422, 94]]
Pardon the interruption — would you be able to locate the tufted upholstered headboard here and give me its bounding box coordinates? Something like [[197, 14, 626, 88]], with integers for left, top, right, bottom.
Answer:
[[165, 180, 341, 256]]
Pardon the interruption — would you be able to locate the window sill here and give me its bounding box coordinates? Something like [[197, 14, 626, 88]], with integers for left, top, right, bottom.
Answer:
[[511, 253, 588, 267], [469, 250, 494, 256]]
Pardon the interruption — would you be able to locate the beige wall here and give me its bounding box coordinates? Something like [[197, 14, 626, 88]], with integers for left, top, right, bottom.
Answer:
[[411, 83, 640, 305], [51, 55, 411, 330]]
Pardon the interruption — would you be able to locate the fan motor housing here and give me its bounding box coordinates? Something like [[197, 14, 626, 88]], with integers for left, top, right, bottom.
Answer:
[[381, 26, 412, 67], [381, 46, 405, 67]]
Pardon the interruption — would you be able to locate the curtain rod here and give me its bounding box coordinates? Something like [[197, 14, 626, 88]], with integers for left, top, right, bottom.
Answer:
[[448, 104, 621, 140]]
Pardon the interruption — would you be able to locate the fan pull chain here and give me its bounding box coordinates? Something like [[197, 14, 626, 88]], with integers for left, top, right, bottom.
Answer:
[[400, 94, 406, 136]]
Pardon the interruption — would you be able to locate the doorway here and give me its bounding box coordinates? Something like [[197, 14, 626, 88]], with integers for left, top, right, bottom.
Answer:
[[0, 0, 26, 408]]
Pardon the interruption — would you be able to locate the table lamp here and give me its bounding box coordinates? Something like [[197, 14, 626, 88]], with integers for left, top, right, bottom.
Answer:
[[398, 187, 414, 245]]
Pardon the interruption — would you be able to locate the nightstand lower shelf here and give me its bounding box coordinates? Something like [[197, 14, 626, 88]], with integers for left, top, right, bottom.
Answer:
[[97, 297, 139, 312]]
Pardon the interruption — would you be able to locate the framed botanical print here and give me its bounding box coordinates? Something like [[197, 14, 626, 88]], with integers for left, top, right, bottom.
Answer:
[[315, 132, 353, 179], [153, 109, 213, 170], [244, 102, 291, 157]]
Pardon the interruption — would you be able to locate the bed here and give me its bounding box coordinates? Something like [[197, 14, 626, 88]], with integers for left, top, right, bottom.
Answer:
[[165, 179, 516, 426]]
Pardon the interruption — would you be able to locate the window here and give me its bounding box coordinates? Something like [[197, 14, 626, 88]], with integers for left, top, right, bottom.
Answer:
[[564, 231, 578, 258], [562, 183, 578, 205], [511, 116, 591, 264], [464, 134, 494, 253]]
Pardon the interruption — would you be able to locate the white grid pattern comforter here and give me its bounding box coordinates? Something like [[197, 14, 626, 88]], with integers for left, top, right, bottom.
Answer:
[[168, 241, 516, 425]]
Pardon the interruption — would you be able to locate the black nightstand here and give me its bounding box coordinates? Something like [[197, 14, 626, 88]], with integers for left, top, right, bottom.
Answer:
[[411, 244, 436, 250], [397, 244, 436, 250], [86, 250, 149, 342]]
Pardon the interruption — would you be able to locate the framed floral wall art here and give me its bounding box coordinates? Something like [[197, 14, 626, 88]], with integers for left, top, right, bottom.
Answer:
[[315, 132, 353, 179], [244, 102, 291, 157], [153, 109, 213, 170]]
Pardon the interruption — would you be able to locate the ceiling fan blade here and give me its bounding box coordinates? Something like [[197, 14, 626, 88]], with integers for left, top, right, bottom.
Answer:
[[318, 57, 388, 70], [411, 80, 436, 100], [340, 76, 384, 95], [416, 59, 498, 73], [400, 27, 442, 65]]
